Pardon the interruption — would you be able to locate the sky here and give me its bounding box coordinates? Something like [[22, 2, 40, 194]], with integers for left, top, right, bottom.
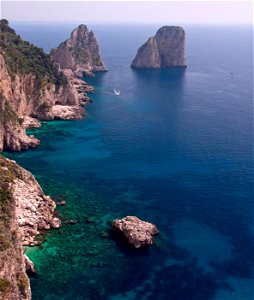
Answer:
[[0, 1, 253, 25]]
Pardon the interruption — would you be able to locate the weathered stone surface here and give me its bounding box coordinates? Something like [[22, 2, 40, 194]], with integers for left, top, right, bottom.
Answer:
[[7, 158, 62, 245], [21, 116, 41, 130], [51, 105, 85, 120], [0, 154, 62, 299], [112, 216, 158, 248], [0, 22, 96, 151], [24, 255, 36, 274], [131, 26, 186, 69], [51, 24, 107, 77]]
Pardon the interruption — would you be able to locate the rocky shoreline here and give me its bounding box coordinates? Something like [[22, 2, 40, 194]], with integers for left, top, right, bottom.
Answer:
[[0, 20, 106, 300], [0, 20, 106, 152], [0, 155, 61, 299]]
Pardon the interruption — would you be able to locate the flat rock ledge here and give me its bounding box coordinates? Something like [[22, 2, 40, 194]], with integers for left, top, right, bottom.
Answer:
[[112, 216, 159, 248], [51, 105, 85, 120]]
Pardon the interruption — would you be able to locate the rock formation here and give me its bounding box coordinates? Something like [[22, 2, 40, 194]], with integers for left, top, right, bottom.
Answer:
[[0, 155, 61, 299], [131, 26, 186, 69], [0, 20, 94, 151], [112, 216, 159, 248], [24, 255, 36, 275], [0, 154, 62, 299], [0, 20, 105, 300], [51, 24, 107, 77]]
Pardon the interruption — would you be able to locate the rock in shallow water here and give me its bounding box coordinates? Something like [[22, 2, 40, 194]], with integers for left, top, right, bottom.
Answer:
[[112, 216, 159, 248]]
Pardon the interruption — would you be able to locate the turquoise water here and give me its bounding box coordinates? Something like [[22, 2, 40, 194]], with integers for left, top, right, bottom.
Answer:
[[5, 24, 254, 299]]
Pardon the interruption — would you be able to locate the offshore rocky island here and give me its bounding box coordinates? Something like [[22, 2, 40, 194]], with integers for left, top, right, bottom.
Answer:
[[0, 20, 185, 299], [131, 26, 186, 69]]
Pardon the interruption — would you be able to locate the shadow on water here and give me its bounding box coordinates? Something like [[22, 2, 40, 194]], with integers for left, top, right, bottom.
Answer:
[[109, 229, 154, 257], [131, 67, 187, 87], [84, 71, 108, 87]]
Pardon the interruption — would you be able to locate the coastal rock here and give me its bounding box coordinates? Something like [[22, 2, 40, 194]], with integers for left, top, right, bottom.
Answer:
[[0, 20, 94, 151], [112, 216, 159, 248], [24, 255, 36, 274], [131, 26, 186, 69], [0, 155, 32, 300], [51, 24, 107, 77], [6, 157, 62, 245], [51, 105, 85, 120], [56, 201, 67, 206], [21, 116, 41, 130]]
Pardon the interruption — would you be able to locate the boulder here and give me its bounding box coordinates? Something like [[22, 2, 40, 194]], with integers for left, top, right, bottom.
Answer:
[[112, 216, 158, 248]]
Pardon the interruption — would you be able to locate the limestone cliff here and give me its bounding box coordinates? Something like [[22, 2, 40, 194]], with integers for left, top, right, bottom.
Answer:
[[51, 24, 107, 77], [131, 26, 187, 69], [0, 155, 61, 299], [0, 20, 93, 151]]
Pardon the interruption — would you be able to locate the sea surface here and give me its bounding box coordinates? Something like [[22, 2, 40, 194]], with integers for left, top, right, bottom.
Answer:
[[5, 23, 253, 300]]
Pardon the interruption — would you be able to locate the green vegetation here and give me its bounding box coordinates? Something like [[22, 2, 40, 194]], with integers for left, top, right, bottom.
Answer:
[[18, 274, 28, 291], [0, 278, 12, 297], [0, 19, 67, 89], [73, 45, 90, 64], [38, 101, 51, 112], [0, 155, 18, 251], [2, 99, 19, 126]]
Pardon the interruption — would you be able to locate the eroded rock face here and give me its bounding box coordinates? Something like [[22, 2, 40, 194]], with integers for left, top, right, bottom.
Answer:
[[112, 216, 158, 248], [24, 255, 36, 275], [0, 22, 97, 151], [7, 158, 61, 246], [131, 26, 186, 69], [51, 105, 84, 120], [51, 24, 107, 77]]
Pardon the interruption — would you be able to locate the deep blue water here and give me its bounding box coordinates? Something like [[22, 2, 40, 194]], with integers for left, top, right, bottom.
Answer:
[[5, 23, 253, 300]]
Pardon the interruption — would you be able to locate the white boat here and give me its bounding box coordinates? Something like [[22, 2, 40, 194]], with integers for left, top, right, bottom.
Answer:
[[114, 88, 120, 96]]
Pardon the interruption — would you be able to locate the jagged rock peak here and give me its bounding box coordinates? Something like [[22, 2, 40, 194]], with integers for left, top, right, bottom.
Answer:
[[131, 25, 187, 69], [51, 24, 107, 77]]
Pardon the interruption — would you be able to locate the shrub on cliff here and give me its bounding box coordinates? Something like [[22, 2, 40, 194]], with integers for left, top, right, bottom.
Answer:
[[0, 19, 67, 89]]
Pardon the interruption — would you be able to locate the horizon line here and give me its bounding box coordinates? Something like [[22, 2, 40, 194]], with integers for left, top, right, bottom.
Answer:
[[6, 20, 254, 26]]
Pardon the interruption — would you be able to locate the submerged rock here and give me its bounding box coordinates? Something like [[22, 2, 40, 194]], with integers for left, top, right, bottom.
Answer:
[[131, 26, 186, 69], [112, 216, 158, 248]]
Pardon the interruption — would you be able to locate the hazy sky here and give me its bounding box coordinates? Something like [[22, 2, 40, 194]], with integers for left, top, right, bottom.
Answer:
[[1, 1, 253, 25]]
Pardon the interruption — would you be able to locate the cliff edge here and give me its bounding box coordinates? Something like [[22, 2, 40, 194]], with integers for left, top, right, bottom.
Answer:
[[0, 155, 61, 300], [0, 20, 94, 151], [131, 26, 187, 69]]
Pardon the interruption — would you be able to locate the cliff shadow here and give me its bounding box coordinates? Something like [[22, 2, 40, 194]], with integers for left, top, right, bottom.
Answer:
[[131, 67, 187, 90]]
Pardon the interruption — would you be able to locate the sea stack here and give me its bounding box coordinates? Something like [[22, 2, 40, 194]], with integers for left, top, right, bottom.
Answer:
[[51, 24, 107, 77], [131, 26, 187, 69]]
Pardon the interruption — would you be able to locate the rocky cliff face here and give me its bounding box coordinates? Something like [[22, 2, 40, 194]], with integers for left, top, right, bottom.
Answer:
[[131, 26, 187, 69], [51, 24, 107, 77], [0, 20, 93, 151], [0, 155, 61, 299]]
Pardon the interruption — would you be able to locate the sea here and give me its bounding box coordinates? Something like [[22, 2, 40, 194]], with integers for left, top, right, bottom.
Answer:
[[4, 23, 253, 300]]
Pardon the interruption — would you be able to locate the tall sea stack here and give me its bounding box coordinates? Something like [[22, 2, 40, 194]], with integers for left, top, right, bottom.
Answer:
[[131, 26, 187, 69], [51, 24, 107, 77]]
